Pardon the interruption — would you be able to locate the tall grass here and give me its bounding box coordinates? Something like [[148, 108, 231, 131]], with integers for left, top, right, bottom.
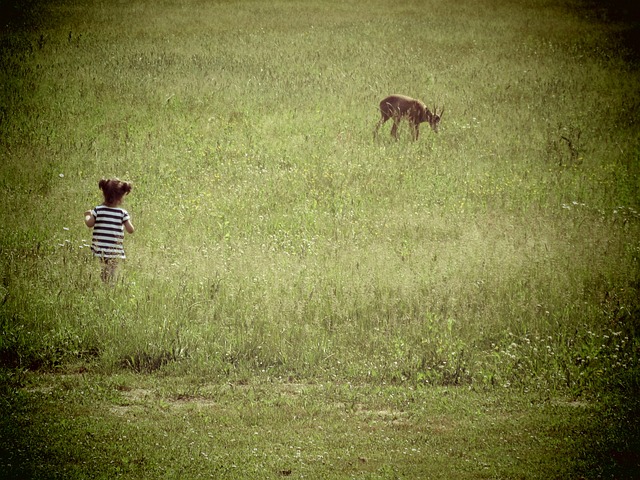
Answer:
[[1, 0, 639, 400]]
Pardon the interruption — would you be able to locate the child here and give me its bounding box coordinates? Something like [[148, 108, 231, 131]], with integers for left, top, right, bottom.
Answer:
[[84, 178, 135, 282]]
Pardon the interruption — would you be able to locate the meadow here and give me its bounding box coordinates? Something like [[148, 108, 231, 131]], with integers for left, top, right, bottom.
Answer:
[[1, 0, 639, 478]]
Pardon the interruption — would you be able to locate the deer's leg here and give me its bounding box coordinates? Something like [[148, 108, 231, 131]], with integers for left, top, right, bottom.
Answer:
[[391, 119, 400, 140], [374, 116, 387, 138], [412, 124, 419, 141]]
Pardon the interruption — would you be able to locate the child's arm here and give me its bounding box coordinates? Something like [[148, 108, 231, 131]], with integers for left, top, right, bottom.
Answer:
[[124, 219, 135, 234], [84, 210, 95, 227]]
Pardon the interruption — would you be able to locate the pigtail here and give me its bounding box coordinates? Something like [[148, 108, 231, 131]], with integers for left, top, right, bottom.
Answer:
[[98, 178, 132, 205]]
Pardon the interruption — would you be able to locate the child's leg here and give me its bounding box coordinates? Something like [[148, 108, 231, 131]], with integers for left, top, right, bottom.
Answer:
[[101, 258, 119, 283]]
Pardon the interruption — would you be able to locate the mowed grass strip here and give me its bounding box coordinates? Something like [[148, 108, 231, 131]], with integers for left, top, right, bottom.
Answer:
[[1, 372, 630, 480]]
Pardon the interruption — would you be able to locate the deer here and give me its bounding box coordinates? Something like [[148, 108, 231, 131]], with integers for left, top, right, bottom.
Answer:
[[374, 94, 443, 141]]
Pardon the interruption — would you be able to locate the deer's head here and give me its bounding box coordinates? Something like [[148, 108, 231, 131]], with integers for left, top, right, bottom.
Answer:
[[429, 106, 444, 133]]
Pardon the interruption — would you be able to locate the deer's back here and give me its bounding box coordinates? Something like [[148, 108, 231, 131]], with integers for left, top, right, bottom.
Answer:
[[380, 95, 422, 115]]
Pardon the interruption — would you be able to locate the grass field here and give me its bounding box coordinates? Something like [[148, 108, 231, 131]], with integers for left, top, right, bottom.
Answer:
[[1, 0, 639, 478]]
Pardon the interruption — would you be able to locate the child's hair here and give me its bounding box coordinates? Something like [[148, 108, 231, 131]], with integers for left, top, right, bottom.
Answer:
[[99, 178, 133, 205]]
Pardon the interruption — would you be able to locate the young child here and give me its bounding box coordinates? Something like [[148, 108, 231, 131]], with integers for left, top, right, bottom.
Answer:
[[84, 178, 135, 282]]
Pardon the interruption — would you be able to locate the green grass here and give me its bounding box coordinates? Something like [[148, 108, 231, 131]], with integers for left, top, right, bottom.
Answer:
[[1, 372, 637, 479], [1, 0, 639, 478]]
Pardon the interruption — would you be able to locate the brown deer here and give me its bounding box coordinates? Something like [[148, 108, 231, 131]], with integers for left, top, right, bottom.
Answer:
[[374, 95, 443, 140]]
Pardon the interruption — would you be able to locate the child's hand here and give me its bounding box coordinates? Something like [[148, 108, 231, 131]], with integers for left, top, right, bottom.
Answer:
[[84, 210, 95, 227]]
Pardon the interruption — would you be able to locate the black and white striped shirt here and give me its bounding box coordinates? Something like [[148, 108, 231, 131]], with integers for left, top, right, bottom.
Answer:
[[90, 205, 130, 259]]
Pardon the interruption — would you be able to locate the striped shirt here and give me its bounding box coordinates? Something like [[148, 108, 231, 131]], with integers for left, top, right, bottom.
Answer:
[[90, 205, 130, 259]]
